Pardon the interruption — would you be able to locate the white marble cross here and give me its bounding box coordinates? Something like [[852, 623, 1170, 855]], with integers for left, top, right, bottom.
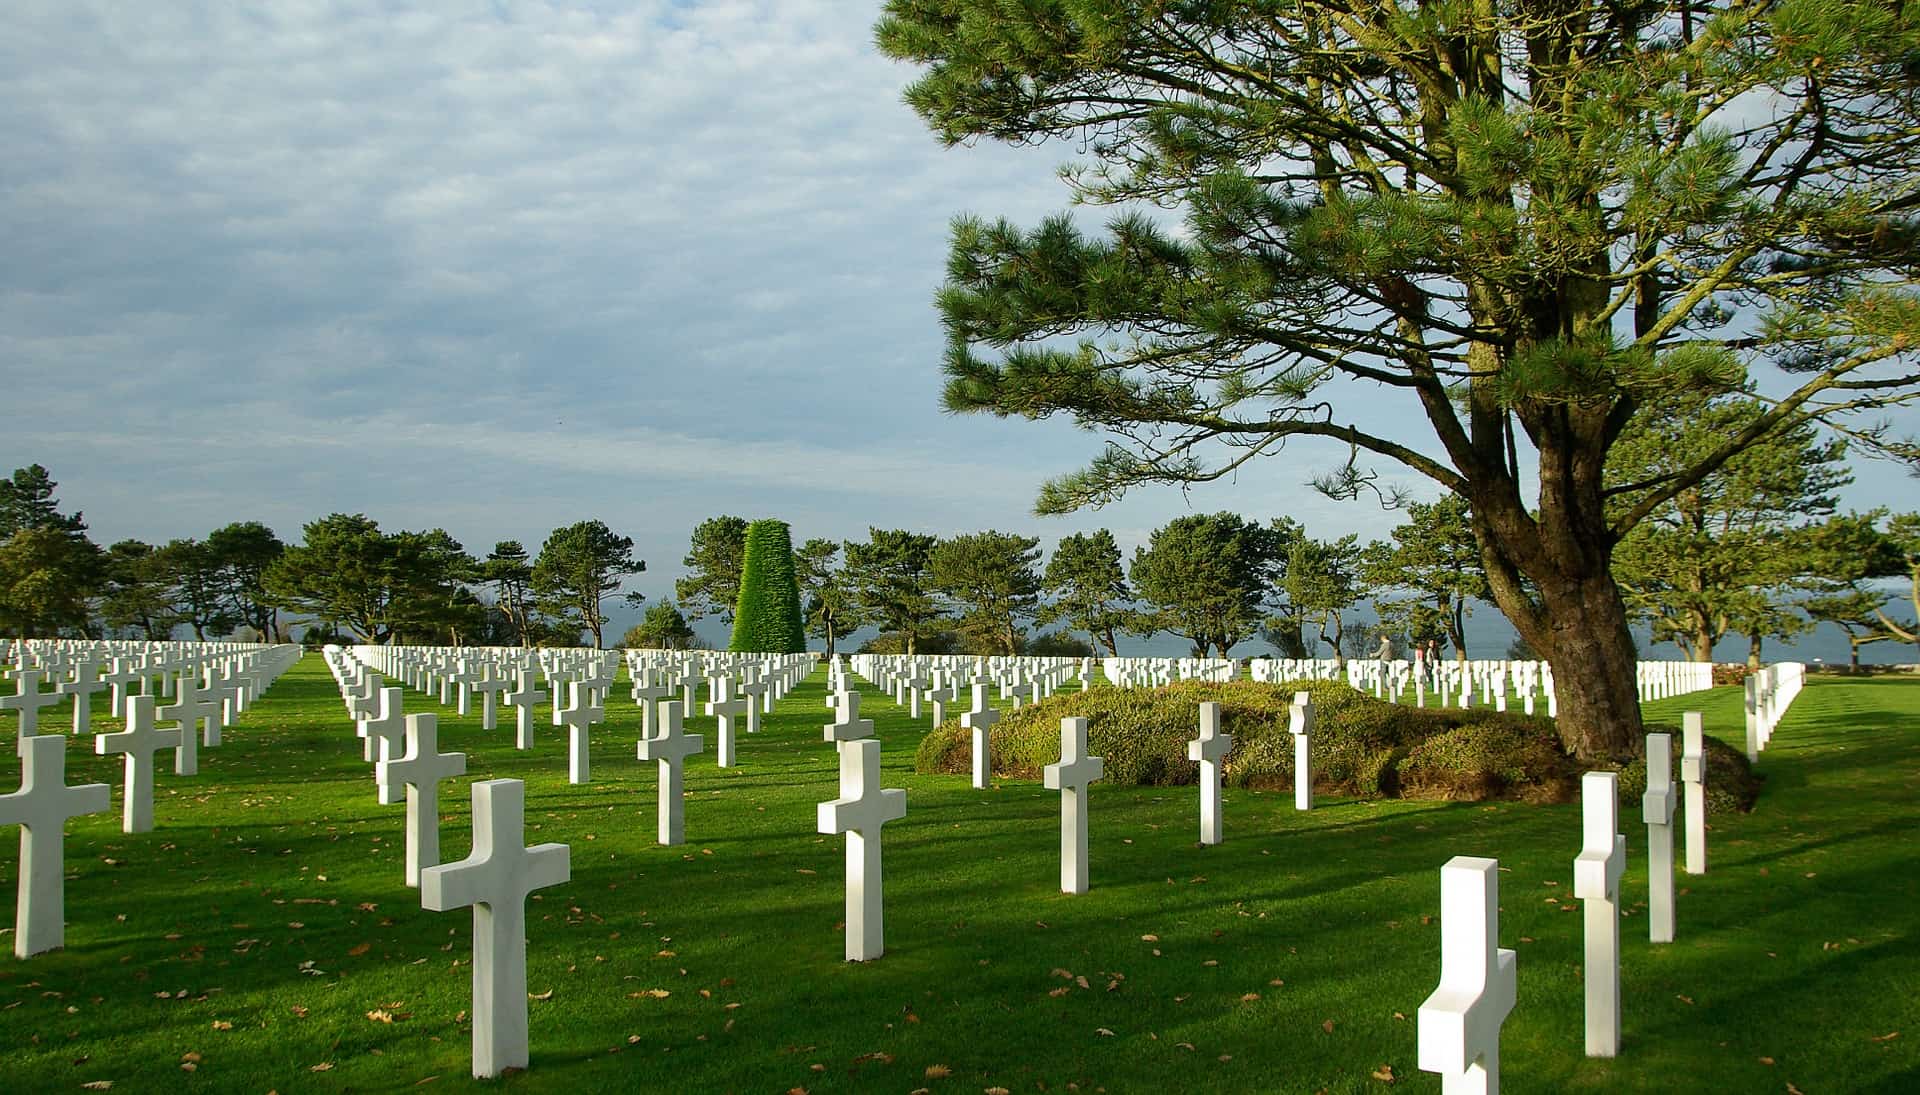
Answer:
[[2, 670, 64, 744], [1288, 690, 1315, 811], [471, 668, 509, 731], [1189, 702, 1232, 845], [629, 672, 674, 741], [1642, 732, 1677, 944], [824, 690, 875, 743], [420, 779, 570, 1079], [379, 713, 469, 887], [1574, 771, 1626, 1058], [557, 680, 604, 785], [636, 699, 703, 845], [1418, 856, 1517, 1095], [736, 672, 767, 733], [959, 683, 998, 790], [816, 737, 906, 961], [93, 694, 180, 834], [504, 672, 541, 751], [925, 674, 956, 726], [100, 659, 140, 719], [704, 677, 751, 768], [58, 662, 105, 736], [0, 735, 110, 957], [360, 687, 409, 805], [158, 672, 219, 777], [1043, 717, 1104, 895], [904, 672, 929, 718], [1681, 713, 1707, 876]]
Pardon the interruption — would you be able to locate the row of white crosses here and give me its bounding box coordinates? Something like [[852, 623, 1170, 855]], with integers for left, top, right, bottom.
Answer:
[[0, 642, 300, 961], [1417, 713, 1718, 1090], [1246, 655, 1723, 717], [341, 645, 806, 786], [1744, 662, 1807, 760], [315, 647, 589, 1079], [4, 640, 286, 748]]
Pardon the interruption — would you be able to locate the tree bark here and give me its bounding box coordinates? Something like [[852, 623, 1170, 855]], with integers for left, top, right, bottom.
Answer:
[[1690, 609, 1715, 663], [1529, 572, 1645, 762], [1746, 633, 1763, 671]]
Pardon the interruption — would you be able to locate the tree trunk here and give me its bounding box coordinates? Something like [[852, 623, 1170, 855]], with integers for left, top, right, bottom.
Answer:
[[1527, 573, 1645, 762], [1746, 633, 1763, 670], [1690, 609, 1715, 663]]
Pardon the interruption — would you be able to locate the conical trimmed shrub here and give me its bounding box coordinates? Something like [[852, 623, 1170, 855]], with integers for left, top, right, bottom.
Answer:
[[729, 519, 805, 653]]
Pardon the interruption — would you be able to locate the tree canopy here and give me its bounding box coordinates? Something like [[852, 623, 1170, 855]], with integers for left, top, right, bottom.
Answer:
[[844, 528, 944, 656], [532, 520, 644, 649], [677, 516, 750, 624], [1129, 513, 1289, 658], [929, 530, 1044, 655], [1038, 528, 1133, 657], [625, 600, 697, 651]]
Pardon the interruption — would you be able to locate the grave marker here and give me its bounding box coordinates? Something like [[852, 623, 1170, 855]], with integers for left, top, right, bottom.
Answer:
[[2, 670, 63, 743], [1574, 771, 1626, 1058], [705, 677, 750, 768], [557, 680, 603, 785], [1042, 717, 1104, 895], [1188, 702, 1231, 845], [636, 700, 703, 845], [504, 672, 541, 751], [1289, 690, 1315, 811], [959, 683, 998, 790], [58, 663, 105, 736], [0, 735, 110, 957], [825, 690, 875, 743], [360, 687, 409, 805], [1643, 732, 1676, 944], [1681, 713, 1707, 875], [93, 695, 180, 833], [378, 713, 469, 887], [420, 779, 570, 1079], [816, 737, 906, 961], [158, 673, 220, 778], [1417, 856, 1516, 1095]]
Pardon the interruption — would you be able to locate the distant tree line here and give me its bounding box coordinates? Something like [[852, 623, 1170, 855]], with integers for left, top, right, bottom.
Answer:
[[0, 464, 646, 649], [7, 447, 1915, 665]]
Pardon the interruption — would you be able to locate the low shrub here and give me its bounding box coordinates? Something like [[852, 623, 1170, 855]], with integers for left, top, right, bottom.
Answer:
[[1614, 725, 1763, 815], [914, 679, 1761, 809], [1712, 663, 1751, 687]]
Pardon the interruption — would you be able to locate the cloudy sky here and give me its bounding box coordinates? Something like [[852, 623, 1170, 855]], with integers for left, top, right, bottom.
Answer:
[[2, 2, 1912, 652]]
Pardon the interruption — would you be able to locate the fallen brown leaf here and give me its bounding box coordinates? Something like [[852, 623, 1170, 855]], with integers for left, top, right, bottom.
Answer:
[[1371, 1063, 1395, 1082], [1323, 1019, 1336, 1034], [925, 1064, 952, 1079]]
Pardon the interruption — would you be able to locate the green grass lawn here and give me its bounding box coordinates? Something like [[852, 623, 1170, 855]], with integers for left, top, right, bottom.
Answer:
[[1, 660, 1915, 1093]]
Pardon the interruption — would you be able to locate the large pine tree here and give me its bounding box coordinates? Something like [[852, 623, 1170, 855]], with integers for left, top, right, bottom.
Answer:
[[878, 1, 1920, 758]]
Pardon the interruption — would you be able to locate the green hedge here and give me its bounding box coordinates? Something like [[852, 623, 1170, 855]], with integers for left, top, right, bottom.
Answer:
[[728, 519, 805, 653], [914, 679, 1761, 810]]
